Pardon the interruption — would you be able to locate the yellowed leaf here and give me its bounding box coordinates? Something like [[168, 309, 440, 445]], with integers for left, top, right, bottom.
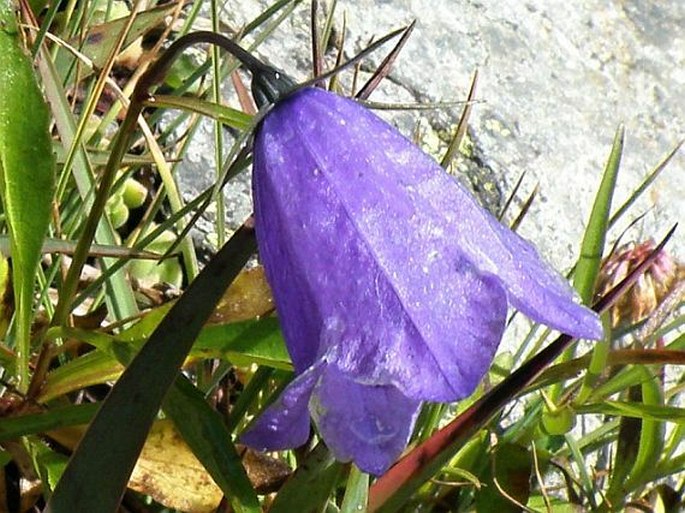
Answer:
[[128, 419, 223, 513], [208, 266, 274, 324], [49, 420, 222, 512]]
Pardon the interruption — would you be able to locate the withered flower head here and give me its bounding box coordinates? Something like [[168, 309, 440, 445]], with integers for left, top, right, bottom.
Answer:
[[596, 239, 681, 328]]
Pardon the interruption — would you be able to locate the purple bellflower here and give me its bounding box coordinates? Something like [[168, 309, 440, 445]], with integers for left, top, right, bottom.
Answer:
[[241, 86, 603, 475]]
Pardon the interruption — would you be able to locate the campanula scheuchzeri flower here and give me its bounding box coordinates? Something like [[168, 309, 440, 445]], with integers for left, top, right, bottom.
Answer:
[[241, 86, 603, 475]]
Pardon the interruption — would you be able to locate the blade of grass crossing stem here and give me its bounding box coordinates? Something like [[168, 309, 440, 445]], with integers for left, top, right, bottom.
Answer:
[[242, 0, 301, 36], [570, 126, 624, 403], [0, 0, 55, 392], [210, 0, 226, 246], [45, 225, 257, 513], [146, 95, 252, 130], [341, 465, 370, 513]]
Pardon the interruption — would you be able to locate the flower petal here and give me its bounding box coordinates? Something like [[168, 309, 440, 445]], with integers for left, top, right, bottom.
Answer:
[[255, 87, 601, 342], [322, 256, 509, 402], [310, 364, 420, 476], [253, 92, 510, 402], [252, 165, 323, 373], [240, 362, 322, 450]]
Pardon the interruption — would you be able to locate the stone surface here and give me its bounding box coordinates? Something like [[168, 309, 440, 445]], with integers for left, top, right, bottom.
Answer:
[[178, 0, 683, 319]]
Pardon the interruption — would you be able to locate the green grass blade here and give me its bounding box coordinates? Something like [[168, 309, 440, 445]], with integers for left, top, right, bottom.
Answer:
[[340, 465, 370, 513], [0, 403, 99, 441], [572, 126, 624, 404], [573, 125, 624, 303], [577, 400, 684, 422], [148, 95, 252, 130], [45, 225, 256, 513], [269, 443, 343, 513], [609, 140, 682, 227], [36, 41, 138, 322], [39, 316, 290, 402], [38, 350, 123, 403]]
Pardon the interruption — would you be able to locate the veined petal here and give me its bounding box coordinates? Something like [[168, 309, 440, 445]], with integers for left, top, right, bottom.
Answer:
[[252, 166, 323, 373], [310, 364, 420, 476], [322, 256, 508, 401], [240, 362, 322, 450], [255, 87, 601, 342], [254, 95, 509, 402]]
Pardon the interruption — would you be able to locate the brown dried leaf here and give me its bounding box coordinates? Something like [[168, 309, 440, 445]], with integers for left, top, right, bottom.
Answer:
[[239, 445, 291, 494]]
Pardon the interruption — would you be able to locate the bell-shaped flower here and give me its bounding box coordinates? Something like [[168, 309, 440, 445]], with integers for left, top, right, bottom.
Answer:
[[241, 87, 602, 475]]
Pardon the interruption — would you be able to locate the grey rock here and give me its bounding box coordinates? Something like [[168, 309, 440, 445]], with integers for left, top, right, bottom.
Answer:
[[178, 0, 683, 283]]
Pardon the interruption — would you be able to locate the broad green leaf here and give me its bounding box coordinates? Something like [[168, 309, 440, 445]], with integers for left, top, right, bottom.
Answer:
[[0, 0, 55, 390], [194, 318, 290, 369], [28, 439, 69, 493]]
